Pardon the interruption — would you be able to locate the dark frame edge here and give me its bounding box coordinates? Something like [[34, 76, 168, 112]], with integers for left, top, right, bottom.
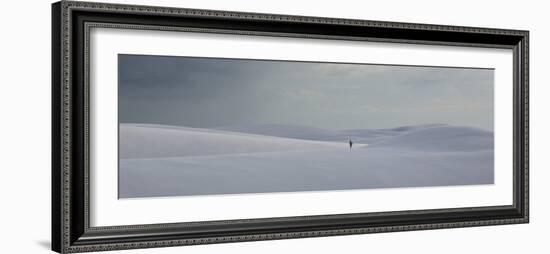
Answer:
[[518, 31, 530, 223], [511, 30, 529, 224], [52, 1, 62, 253]]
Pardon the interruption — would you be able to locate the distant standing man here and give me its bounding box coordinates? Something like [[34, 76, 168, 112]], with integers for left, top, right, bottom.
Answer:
[[349, 139, 353, 149]]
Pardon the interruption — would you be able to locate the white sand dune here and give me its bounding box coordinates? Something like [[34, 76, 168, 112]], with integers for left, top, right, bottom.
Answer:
[[119, 123, 494, 198], [216, 123, 442, 144], [371, 125, 493, 151], [120, 124, 349, 159]]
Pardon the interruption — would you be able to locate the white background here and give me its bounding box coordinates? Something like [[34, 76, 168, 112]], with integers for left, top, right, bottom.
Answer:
[[91, 28, 513, 226], [0, 0, 547, 253]]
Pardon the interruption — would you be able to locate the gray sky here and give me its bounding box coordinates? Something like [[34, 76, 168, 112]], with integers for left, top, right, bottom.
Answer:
[[118, 54, 494, 130]]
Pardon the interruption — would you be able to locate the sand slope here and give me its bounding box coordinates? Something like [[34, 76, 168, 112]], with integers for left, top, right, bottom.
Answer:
[[119, 124, 494, 198]]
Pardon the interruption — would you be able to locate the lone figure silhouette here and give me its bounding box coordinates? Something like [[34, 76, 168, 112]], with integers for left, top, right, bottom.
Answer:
[[349, 139, 353, 149]]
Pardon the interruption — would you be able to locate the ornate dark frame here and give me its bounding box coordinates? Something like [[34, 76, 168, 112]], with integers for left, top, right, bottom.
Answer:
[[52, 1, 529, 253]]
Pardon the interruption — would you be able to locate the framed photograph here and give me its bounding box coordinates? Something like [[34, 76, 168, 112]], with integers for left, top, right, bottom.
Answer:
[[52, 1, 529, 253]]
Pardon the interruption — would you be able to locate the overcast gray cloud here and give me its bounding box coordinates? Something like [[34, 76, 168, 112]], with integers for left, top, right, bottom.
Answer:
[[118, 54, 494, 130]]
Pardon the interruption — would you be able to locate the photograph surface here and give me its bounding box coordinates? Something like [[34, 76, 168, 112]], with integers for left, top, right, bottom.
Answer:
[[118, 54, 494, 198]]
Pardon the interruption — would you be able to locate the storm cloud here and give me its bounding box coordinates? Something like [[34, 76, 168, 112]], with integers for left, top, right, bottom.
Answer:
[[118, 54, 494, 130]]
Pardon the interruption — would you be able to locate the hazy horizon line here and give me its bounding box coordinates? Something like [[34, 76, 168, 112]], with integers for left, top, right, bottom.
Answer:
[[119, 122, 494, 132]]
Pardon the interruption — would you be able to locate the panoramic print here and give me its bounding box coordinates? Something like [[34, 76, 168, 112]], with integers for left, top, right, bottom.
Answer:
[[118, 54, 494, 198]]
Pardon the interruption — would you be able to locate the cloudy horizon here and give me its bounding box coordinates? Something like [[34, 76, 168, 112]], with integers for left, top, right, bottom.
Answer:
[[118, 54, 494, 131]]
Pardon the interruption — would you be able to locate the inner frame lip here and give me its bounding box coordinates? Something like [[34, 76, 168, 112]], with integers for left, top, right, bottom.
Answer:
[[82, 21, 520, 237]]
